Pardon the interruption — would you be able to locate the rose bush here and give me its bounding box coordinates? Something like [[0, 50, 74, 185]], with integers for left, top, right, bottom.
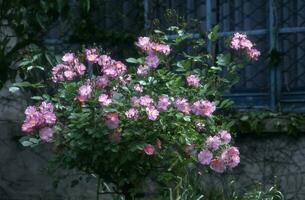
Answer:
[[20, 27, 259, 199]]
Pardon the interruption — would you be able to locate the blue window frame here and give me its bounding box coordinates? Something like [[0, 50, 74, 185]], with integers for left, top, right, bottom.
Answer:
[[145, 0, 305, 112]]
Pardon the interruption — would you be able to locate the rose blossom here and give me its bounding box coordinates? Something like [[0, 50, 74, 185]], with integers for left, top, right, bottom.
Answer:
[[98, 94, 112, 107], [39, 101, 56, 125], [247, 48, 261, 60], [139, 95, 154, 107], [21, 110, 43, 133], [136, 37, 152, 51], [64, 70, 76, 80], [145, 53, 159, 69], [134, 84, 143, 93], [125, 108, 139, 119], [144, 144, 155, 155], [137, 65, 150, 76], [210, 158, 226, 173], [186, 75, 200, 88], [174, 98, 191, 114], [151, 43, 171, 55], [98, 55, 112, 66], [22, 102, 57, 133], [75, 63, 86, 75], [85, 48, 99, 63], [146, 106, 159, 121], [105, 112, 119, 129], [52, 54, 86, 82], [230, 32, 260, 60], [198, 149, 213, 165], [39, 127, 54, 142], [157, 96, 171, 111], [218, 130, 231, 144], [96, 76, 109, 88], [205, 136, 221, 151], [101, 58, 127, 78], [62, 53, 75, 63], [220, 147, 240, 168], [77, 84, 92, 103], [131, 96, 140, 107], [191, 100, 216, 117]]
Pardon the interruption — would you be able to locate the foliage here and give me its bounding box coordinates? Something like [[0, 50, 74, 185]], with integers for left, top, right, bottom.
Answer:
[[19, 25, 259, 199], [160, 170, 284, 200], [2, 0, 144, 89], [230, 111, 305, 136], [0, 0, 71, 88]]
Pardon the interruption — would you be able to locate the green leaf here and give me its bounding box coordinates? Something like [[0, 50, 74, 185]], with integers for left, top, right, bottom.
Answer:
[[183, 116, 191, 122], [9, 86, 20, 93], [126, 57, 138, 64], [210, 66, 222, 71], [18, 60, 32, 67], [31, 96, 43, 100], [216, 53, 231, 66], [29, 138, 40, 144], [208, 25, 220, 42], [240, 115, 249, 121], [175, 113, 184, 119], [21, 141, 33, 147]]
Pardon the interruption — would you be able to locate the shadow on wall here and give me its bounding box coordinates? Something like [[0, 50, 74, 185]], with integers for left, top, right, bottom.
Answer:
[[0, 81, 97, 200]]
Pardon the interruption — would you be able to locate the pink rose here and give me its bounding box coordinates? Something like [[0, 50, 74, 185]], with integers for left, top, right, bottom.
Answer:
[[210, 158, 226, 173], [105, 112, 119, 129], [39, 127, 54, 142], [198, 149, 213, 165], [144, 144, 155, 155]]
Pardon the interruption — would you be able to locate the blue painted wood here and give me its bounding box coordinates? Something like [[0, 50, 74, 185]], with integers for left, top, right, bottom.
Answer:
[[269, 0, 278, 111], [206, 0, 212, 53], [144, 0, 149, 29]]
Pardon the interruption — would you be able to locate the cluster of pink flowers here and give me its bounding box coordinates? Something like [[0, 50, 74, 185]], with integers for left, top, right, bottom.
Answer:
[[86, 48, 99, 63], [77, 83, 92, 103], [98, 94, 112, 106], [136, 37, 171, 55], [132, 95, 154, 107], [21, 101, 56, 142], [230, 33, 261, 60], [191, 100, 216, 117], [186, 75, 200, 88], [145, 53, 160, 69], [125, 108, 139, 119], [136, 37, 171, 70], [119, 74, 132, 86], [174, 98, 191, 114], [130, 95, 160, 121], [95, 76, 109, 88], [146, 106, 159, 121], [137, 65, 150, 76], [156, 96, 171, 112], [198, 130, 239, 173], [133, 84, 143, 93], [105, 112, 119, 129], [52, 53, 86, 82], [98, 55, 127, 78]]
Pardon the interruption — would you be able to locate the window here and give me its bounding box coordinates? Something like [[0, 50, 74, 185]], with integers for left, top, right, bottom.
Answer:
[[145, 0, 305, 112]]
